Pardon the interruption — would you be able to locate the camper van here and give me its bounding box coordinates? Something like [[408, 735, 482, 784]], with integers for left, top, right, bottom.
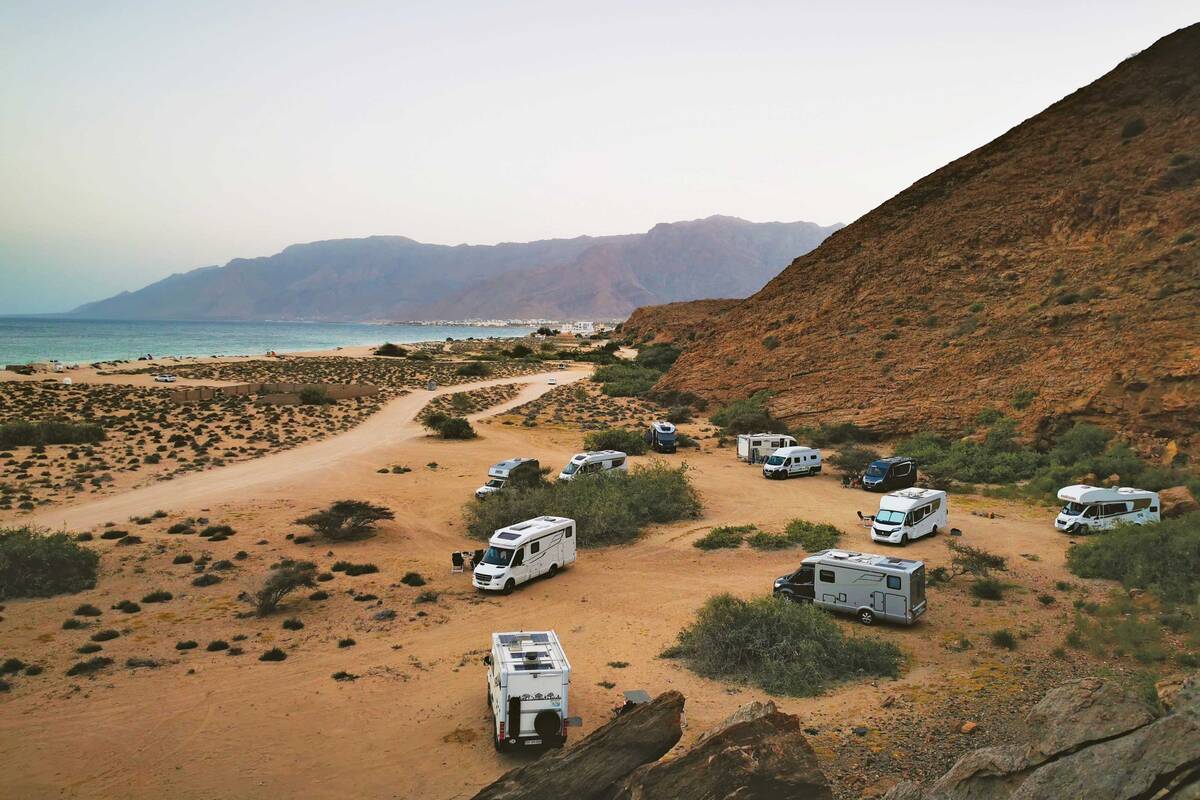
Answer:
[[862, 457, 918, 492], [762, 446, 822, 479], [645, 421, 678, 453], [484, 630, 571, 750], [1054, 485, 1160, 534], [557, 450, 627, 481], [870, 488, 948, 545], [737, 433, 797, 464], [773, 549, 927, 625], [476, 457, 541, 498], [473, 516, 577, 594]]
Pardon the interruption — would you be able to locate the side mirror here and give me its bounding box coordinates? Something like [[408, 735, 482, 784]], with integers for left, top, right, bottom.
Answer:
[[483, 654, 492, 666]]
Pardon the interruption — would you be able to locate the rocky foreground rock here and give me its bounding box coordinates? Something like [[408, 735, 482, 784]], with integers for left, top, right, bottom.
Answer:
[[883, 674, 1200, 800]]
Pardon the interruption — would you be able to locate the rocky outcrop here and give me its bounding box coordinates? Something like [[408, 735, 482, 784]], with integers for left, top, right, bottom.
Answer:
[[884, 674, 1199, 800], [622, 298, 742, 345], [1160, 485, 1200, 518]]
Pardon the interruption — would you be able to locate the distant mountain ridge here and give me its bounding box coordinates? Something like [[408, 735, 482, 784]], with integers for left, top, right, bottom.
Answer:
[[70, 216, 841, 321]]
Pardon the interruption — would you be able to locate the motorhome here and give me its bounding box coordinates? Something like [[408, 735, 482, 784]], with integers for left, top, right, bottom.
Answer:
[[484, 630, 572, 750], [644, 421, 677, 453], [476, 457, 541, 499], [762, 446, 822, 479], [1054, 485, 1160, 534], [557, 450, 627, 481], [862, 456, 918, 492], [869, 488, 948, 545], [773, 549, 927, 625], [736, 433, 797, 464], [473, 516, 577, 594]]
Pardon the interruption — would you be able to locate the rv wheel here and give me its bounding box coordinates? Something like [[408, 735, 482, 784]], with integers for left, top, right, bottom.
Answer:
[[859, 609, 876, 626], [899, 533, 908, 545], [502, 579, 515, 595], [547, 564, 558, 578], [931, 525, 939, 536]]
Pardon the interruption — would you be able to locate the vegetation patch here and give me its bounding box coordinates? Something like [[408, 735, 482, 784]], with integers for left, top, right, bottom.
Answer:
[[784, 519, 842, 551], [66, 656, 113, 676], [662, 594, 903, 696], [243, 561, 317, 615], [1067, 513, 1199, 604], [0, 528, 99, 600], [583, 427, 647, 455], [400, 571, 426, 587], [592, 363, 662, 398], [0, 420, 106, 449], [296, 500, 394, 541]]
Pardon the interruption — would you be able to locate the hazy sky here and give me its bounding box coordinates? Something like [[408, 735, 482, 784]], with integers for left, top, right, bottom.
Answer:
[[1, 2, 1194, 313]]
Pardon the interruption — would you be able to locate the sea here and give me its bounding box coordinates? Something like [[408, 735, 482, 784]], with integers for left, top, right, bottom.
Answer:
[[0, 317, 537, 366]]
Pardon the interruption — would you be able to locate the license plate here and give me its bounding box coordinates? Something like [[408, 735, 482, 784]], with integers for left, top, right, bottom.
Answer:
[[525, 738, 541, 745]]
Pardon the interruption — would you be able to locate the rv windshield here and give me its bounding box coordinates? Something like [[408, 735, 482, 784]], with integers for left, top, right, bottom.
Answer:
[[765, 455, 786, 466], [875, 509, 906, 525], [481, 546, 514, 567], [561, 462, 579, 475], [1061, 501, 1087, 515], [486, 478, 505, 488], [865, 464, 886, 477]]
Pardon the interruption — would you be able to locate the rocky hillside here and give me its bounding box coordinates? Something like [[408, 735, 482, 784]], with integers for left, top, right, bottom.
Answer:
[[70, 216, 839, 322], [621, 298, 741, 344], [655, 24, 1200, 450]]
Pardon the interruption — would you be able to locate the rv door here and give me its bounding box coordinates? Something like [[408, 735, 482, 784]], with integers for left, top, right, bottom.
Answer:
[[794, 564, 815, 601], [510, 547, 528, 584]]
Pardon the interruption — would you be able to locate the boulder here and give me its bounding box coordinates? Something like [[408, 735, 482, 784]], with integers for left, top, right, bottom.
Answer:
[[470, 691, 685, 800], [606, 710, 832, 800], [1160, 485, 1199, 519], [694, 699, 777, 745], [1022, 676, 1156, 761]]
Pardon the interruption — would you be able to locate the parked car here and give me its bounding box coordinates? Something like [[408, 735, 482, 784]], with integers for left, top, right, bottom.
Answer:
[[861, 456, 917, 492]]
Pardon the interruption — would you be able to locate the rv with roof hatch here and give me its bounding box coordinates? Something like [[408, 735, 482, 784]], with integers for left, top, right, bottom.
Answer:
[[870, 488, 948, 545], [644, 421, 677, 453], [1054, 485, 1159, 534], [473, 516, 576, 594], [762, 445, 822, 479], [862, 456, 918, 492], [557, 450, 627, 481], [773, 549, 927, 625], [737, 433, 797, 464], [476, 457, 541, 498], [484, 630, 572, 750]]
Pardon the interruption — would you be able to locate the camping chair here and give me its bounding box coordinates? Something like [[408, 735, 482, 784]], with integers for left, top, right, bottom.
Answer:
[[856, 510, 875, 528], [472, 549, 485, 569], [451, 552, 464, 573]]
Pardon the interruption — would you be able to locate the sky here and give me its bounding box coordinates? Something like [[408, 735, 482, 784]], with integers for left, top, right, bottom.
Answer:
[[1, 2, 1195, 314]]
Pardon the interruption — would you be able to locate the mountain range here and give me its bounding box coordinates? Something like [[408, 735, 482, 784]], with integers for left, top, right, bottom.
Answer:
[[69, 216, 841, 322], [648, 23, 1199, 450]]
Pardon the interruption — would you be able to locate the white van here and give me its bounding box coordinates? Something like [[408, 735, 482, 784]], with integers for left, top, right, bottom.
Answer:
[[1054, 485, 1160, 534], [773, 549, 927, 626], [557, 450, 627, 481], [870, 488, 948, 545], [762, 446, 822, 479], [473, 516, 577, 594], [484, 630, 572, 750], [737, 433, 797, 464]]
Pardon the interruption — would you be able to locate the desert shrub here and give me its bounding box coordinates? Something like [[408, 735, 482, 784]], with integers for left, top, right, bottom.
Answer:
[[1012, 388, 1037, 410], [1038, 593, 1056, 605], [634, 344, 681, 371], [175, 640, 198, 651], [308, 590, 329, 601], [90, 629, 120, 642], [746, 530, 794, 550], [665, 406, 692, 424], [338, 637, 356, 648], [762, 335, 780, 350], [455, 362, 489, 377], [73, 603, 101, 617], [1067, 513, 1200, 604], [709, 391, 784, 436], [944, 539, 1008, 580], [374, 343, 407, 357], [971, 578, 1006, 600], [0, 420, 106, 449], [784, 519, 841, 551], [464, 462, 701, 548], [244, 561, 317, 615], [62, 618, 87, 629], [282, 618, 304, 630], [592, 364, 660, 397], [206, 640, 229, 651], [1, 658, 26, 674], [1178, 232, 1197, 245], [332, 670, 358, 681], [662, 594, 902, 696], [695, 525, 754, 550], [332, 561, 378, 576], [415, 590, 440, 603], [66, 656, 113, 676], [583, 427, 647, 456], [1121, 117, 1146, 139], [895, 420, 1044, 485], [167, 523, 195, 535], [100, 529, 128, 540], [259, 648, 287, 662], [200, 524, 234, 538], [192, 573, 222, 587], [141, 590, 172, 603], [828, 446, 881, 476], [0, 528, 99, 600], [77, 643, 103, 654], [400, 572, 426, 587], [296, 500, 394, 541], [298, 387, 335, 406], [990, 629, 1017, 650], [809, 422, 877, 446], [436, 417, 476, 439]]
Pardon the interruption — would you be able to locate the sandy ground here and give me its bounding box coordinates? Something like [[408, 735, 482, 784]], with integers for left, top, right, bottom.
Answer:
[[1, 361, 1103, 799]]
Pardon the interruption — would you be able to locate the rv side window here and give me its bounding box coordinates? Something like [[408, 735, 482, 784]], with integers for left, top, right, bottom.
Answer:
[[1082, 506, 1098, 518], [819, 569, 835, 583], [1102, 502, 1128, 517], [886, 576, 902, 590], [931, 498, 941, 511], [612, 458, 625, 468], [530, 542, 540, 554], [564, 527, 573, 538], [1131, 498, 1151, 511], [511, 548, 525, 567], [895, 463, 911, 476]]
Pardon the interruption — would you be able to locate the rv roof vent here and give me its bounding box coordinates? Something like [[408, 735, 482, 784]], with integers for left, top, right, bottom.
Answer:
[[511, 522, 532, 531]]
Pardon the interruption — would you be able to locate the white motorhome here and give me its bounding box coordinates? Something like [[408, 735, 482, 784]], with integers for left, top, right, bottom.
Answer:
[[773, 549, 927, 625], [870, 488, 948, 545], [737, 433, 797, 464], [476, 457, 541, 498], [1054, 485, 1160, 534], [484, 630, 571, 750], [557, 450, 627, 481], [473, 516, 577, 594], [762, 446, 822, 479]]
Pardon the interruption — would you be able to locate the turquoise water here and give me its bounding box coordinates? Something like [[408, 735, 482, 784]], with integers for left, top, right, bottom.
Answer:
[[0, 317, 536, 365]]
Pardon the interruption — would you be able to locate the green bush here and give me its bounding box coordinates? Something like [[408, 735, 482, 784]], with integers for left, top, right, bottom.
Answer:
[[709, 392, 784, 435], [592, 363, 661, 397], [784, 519, 841, 551], [828, 446, 880, 476], [971, 577, 1005, 600], [662, 594, 903, 696], [374, 342, 407, 357], [1067, 513, 1200, 604], [808, 422, 877, 446], [455, 362, 490, 377], [0, 420, 106, 449], [464, 462, 701, 548], [746, 530, 794, 550], [0, 528, 99, 600], [583, 427, 647, 455], [634, 344, 681, 372], [244, 561, 317, 615], [694, 525, 754, 550], [298, 387, 334, 406], [296, 500, 394, 541], [990, 629, 1017, 650], [436, 417, 477, 439]]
